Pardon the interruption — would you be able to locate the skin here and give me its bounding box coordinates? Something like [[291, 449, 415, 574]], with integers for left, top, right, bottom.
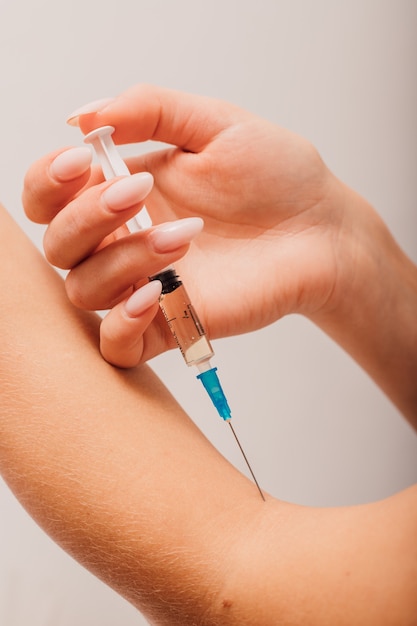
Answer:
[[12, 84, 417, 622], [23, 84, 417, 424], [1, 202, 416, 625]]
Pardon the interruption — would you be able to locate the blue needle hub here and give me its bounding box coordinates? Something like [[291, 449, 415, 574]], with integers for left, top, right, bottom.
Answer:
[[197, 367, 232, 421]]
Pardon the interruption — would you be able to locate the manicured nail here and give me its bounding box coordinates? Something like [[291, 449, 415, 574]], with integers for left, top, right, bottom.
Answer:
[[148, 218, 204, 253], [102, 173, 154, 212], [124, 280, 162, 318], [49, 147, 93, 182], [66, 97, 114, 126]]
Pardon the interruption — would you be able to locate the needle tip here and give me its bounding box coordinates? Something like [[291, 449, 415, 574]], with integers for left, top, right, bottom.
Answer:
[[227, 421, 265, 501]]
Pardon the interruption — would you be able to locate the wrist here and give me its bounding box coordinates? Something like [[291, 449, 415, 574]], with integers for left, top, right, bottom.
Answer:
[[310, 184, 417, 423]]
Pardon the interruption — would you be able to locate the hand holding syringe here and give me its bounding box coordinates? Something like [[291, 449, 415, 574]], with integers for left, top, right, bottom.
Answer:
[[83, 126, 264, 500]]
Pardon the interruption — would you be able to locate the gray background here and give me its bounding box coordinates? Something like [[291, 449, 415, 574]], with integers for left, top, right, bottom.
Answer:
[[0, 1, 416, 624]]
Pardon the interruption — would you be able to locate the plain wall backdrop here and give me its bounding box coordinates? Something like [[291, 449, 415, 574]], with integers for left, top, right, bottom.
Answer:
[[0, 1, 416, 624]]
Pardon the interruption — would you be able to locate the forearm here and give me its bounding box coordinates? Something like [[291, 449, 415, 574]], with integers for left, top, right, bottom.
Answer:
[[311, 183, 417, 426], [0, 204, 257, 623], [0, 205, 416, 625]]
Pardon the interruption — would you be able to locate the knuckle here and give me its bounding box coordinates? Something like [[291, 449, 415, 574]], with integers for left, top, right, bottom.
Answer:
[[43, 227, 69, 269], [22, 171, 48, 224], [42, 229, 60, 266], [65, 272, 89, 309]]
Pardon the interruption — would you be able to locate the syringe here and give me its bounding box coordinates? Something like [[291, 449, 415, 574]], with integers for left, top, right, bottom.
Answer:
[[83, 126, 265, 501]]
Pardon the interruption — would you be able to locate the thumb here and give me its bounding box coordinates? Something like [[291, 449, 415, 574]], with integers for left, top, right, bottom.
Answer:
[[69, 83, 241, 153]]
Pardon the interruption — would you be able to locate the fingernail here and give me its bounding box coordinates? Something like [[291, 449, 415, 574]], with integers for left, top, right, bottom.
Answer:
[[66, 97, 115, 126], [102, 173, 154, 212], [148, 218, 204, 253], [124, 280, 162, 318], [49, 146, 93, 182]]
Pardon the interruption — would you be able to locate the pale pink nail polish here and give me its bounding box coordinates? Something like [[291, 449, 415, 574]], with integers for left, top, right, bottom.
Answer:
[[49, 147, 93, 182], [102, 173, 154, 212], [148, 218, 204, 253], [124, 281, 162, 318], [66, 97, 115, 126]]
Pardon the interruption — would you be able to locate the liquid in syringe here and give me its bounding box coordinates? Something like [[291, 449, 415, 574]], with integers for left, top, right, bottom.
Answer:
[[82, 126, 265, 500]]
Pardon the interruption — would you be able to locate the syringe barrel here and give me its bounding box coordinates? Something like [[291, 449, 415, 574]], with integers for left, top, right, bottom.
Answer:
[[150, 268, 214, 367]]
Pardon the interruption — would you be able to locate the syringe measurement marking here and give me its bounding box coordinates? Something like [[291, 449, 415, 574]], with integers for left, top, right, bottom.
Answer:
[[165, 307, 203, 340], [84, 128, 265, 501]]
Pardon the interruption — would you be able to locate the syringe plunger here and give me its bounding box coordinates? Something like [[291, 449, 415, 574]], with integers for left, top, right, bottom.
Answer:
[[82, 124, 264, 499]]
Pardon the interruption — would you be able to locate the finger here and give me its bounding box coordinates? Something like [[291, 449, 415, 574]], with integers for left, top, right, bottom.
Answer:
[[100, 280, 166, 368], [67, 84, 243, 153], [65, 217, 204, 310], [44, 172, 154, 269], [23, 146, 95, 224]]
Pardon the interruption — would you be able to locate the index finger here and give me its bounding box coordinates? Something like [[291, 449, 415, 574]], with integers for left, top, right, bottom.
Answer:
[[69, 84, 244, 153], [22, 146, 96, 224]]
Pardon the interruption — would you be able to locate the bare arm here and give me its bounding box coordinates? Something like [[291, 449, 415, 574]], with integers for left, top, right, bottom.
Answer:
[[0, 204, 416, 625], [309, 182, 417, 425]]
